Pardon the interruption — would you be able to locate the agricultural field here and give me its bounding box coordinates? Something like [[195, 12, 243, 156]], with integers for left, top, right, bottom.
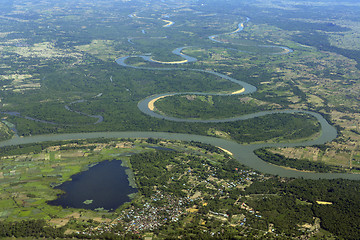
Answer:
[[0, 138, 359, 239], [0, 0, 360, 238]]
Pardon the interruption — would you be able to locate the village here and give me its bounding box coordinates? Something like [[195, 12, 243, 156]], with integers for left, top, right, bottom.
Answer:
[[77, 143, 270, 238], [0, 138, 330, 239]]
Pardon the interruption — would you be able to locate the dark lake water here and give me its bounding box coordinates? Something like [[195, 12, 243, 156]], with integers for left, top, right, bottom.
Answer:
[[48, 160, 137, 211]]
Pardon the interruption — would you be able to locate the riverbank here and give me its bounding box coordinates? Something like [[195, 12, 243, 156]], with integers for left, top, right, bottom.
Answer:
[[231, 88, 245, 94], [1, 131, 359, 180], [217, 146, 233, 156], [148, 95, 170, 111], [162, 19, 174, 27]]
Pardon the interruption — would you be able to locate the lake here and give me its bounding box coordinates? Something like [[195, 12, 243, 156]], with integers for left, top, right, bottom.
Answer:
[[1, 131, 359, 180], [48, 159, 137, 211]]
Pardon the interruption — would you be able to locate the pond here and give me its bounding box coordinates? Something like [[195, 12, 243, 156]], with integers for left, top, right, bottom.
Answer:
[[48, 160, 137, 211]]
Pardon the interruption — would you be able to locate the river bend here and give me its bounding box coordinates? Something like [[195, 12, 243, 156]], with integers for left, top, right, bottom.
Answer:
[[1, 17, 357, 180]]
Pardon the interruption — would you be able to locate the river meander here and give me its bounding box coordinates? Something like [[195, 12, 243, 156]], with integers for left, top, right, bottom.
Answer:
[[1, 18, 358, 181], [114, 17, 357, 180]]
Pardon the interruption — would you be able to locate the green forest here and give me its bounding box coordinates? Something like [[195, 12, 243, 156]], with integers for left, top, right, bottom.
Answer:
[[0, 0, 359, 239], [1, 146, 357, 239]]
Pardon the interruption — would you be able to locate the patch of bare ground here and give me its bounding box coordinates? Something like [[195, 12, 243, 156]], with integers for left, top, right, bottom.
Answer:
[[50, 213, 80, 228], [50, 218, 70, 228], [64, 229, 78, 235]]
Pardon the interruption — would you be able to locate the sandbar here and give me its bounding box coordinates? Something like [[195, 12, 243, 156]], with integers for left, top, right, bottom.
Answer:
[[162, 19, 174, 27], [231, 88, 245, 94], [217, 146, 233, 156], [316, 201, 333, 205], [148, 95, 169, 111], [150, 57, 188, 64]]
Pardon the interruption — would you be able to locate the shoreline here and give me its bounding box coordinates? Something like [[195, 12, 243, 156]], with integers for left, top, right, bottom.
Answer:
[[162, 19, 174, 27], [231, 88, 245, 94], [148, 95, 170, 111], [217, 146, 233, 156], [1, 131, 359, 180], [150, 57, 188, 64], [121, 158, 138, 189]]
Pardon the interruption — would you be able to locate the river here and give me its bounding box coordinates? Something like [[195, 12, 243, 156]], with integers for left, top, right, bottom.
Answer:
[[1, 18, 358, 181], [0, 130, 358, 180]]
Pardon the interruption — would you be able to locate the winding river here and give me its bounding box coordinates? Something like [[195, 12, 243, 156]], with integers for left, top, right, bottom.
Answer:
[[0, 129, 358, 180], [1, 17, 359, 180]]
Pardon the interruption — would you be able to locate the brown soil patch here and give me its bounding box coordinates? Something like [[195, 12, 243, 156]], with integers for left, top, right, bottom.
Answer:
[[50, 218, 70, 228], [93, 217, 112, 223]]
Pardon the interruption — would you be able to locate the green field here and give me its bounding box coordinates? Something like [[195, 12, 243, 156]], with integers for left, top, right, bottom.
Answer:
[[0, 0, 360, 239], [0, 138, 358, 239]]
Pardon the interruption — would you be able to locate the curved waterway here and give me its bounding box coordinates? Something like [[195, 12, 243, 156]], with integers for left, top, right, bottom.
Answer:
[[112, 17, 360, 180], [0, 130, 358, 180], [0, 111, 57, 125], [208, 17, 250, 43], [117, 18, 290, 119], [65, 99, 103, 124], [208, 17, 293, 54], [1, 18, 358, 180]]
